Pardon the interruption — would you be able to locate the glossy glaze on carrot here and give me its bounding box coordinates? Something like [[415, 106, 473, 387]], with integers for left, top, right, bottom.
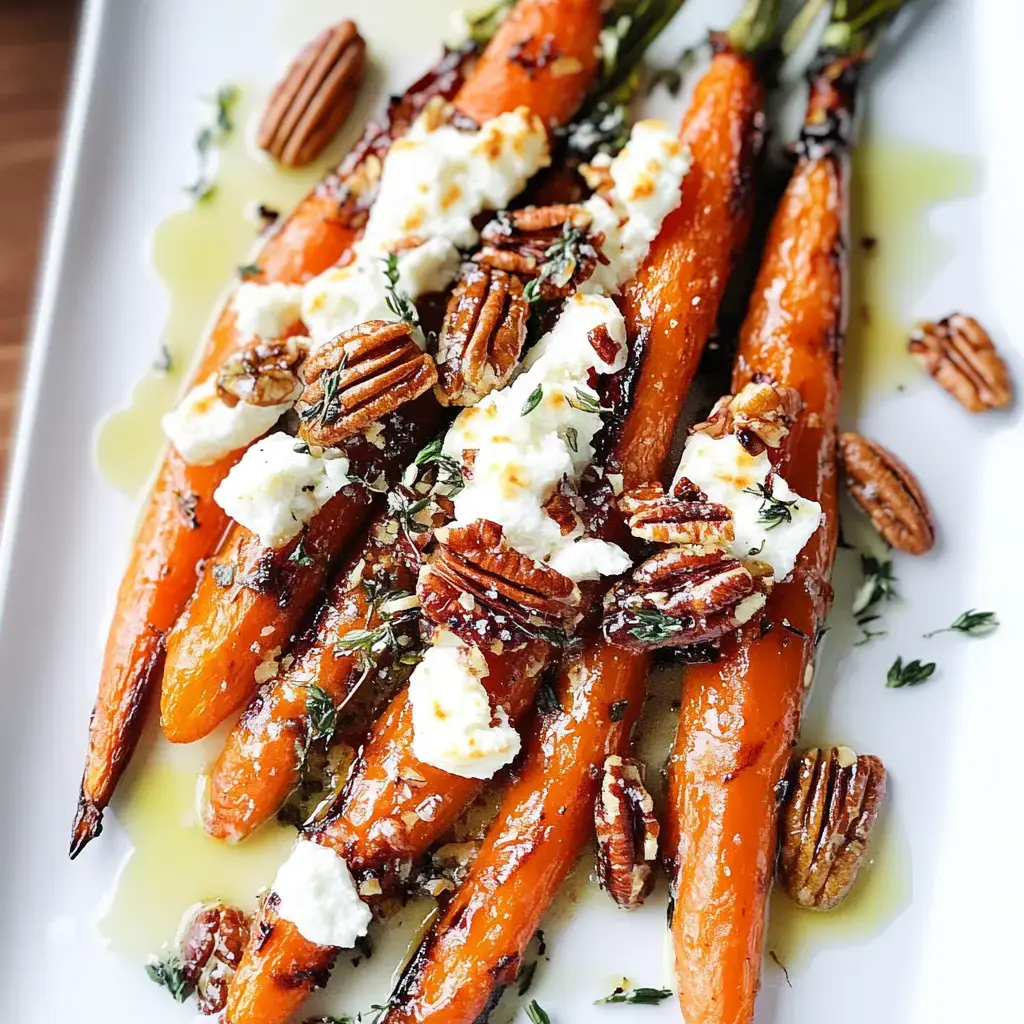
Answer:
[[224, 2, 605, 1020], [381, 43, 767, 1024], [665, 57, 856, 1024]]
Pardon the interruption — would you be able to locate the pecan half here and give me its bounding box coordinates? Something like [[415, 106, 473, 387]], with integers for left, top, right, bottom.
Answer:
[[418, 519, 581, 640], [693, 378, 803, 455], [777, 746, 887, 910], [476, 204, 601, 299], [435, 264, 529, 406], [839, 432, 935, 555], [178, 901, 249, 1015], [619, 481, 733, 551], [909, 313, 1013, 413], [595, 755, 660, 910], [296, 320, 437, 446], [216, 336, 308, 407], [602, 549, 771, 652], [258, 20, 367, 167]]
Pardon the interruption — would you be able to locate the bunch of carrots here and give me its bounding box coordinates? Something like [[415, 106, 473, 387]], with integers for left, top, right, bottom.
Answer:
[[71, 0, 916, 1021]]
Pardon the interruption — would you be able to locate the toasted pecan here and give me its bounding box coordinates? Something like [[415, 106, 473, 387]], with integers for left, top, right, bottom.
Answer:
[[296, 320, 437, 446], [777, 746, 887, 910], [839, 432, 935, 555], [618, 481, 734, 551], [908, 313, 1013, 413], [258, 20, 366, 167], [178, 901, 249, 1015]]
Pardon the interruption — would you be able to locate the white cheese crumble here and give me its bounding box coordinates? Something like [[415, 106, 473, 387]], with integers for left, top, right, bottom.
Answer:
[[671, 432, 822, 581], [441, 292, 632, 582], [583, 119, 692, 293], [214, 432, 352, 549], [233, 281, 305, 339], [408, 631, 520, 779], [161, 375, 298, 466], [272, 840, 372, 948], [301, 107, 550, 347]]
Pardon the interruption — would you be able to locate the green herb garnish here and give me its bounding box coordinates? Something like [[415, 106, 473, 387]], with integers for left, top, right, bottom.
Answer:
[[412, 437, 464, 493], [521, 385, 544, 416], [238, 262, 262, 278], [184, 84, 238, 202], [564, 426, 579, 453], [522, 223, 590, 304], [567, 387, 610, 415], [381, 252, 421, 330], [145, 955, 194, 1003], [743, 481, 798, 530], [288, 536, 314, 567], [925, 609, 998, 638], [304, 683, 338, 748], [526, 1001, 551, 1024], [596, 986, 673, 1005], [627, 608, 682, 645], [886, 656, 936, 689]]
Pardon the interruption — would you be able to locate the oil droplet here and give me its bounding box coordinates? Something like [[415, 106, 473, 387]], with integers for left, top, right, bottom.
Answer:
[[92, 87, 353, 500], [99, 757, 295, 958], [765, 819, 911, 971], [846, 138, 980, 403]]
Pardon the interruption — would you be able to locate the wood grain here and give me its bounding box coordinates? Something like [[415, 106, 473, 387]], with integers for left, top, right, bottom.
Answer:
[[0, 0, 79, 473]]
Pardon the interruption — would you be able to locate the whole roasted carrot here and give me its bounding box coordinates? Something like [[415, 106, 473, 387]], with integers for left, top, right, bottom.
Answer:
[[68, 46, 482, 858], [202, 510, 420, 841], [158, 0, 605, 746], [666, 7, 906, 1020], [381, 18, 775, 1023]]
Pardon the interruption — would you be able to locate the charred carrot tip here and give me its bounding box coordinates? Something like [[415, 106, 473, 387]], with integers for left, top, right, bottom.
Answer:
[[69, 795, 103, 860]]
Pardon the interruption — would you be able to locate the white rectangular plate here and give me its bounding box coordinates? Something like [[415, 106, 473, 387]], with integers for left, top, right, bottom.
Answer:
[[1, 0, 1022, 1021]]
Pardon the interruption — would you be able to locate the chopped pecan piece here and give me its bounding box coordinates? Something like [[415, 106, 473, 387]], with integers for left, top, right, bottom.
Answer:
[[216, 336, 308, 408], [778, 746, 887, 910], [476, 204, 601, 300], [296, 320, 437, 446], [909, 313, 1013, 412], [618, 481, 733, 551], [595, 755, 660, 909], [839, 432, 935, 555], [258, 20, 367, 167], [693, 378, 803, 455], [602, 549, 771, 652], [435, 264, 529, 406], [418, 519, 581, 640], [178, 901, 249, 1015]]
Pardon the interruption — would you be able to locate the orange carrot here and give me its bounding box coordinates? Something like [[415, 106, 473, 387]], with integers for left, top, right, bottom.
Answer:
[[380, 36, 769, 1024], [665, 36, 886, 1024], [202, 512, 418, 841], [158, 0, 604, 746], [69, 47, 482, 858]]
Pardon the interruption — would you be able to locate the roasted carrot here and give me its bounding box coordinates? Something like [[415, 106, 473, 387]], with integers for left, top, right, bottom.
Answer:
[[380, 25, 773, 1023], [666, 9, 904, 1019], [158, 0, 605, 747], [202, 511, 419, 841], [68, 47, 482, 858]]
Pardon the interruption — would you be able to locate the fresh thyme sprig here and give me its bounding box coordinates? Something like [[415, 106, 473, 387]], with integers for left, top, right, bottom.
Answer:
[[886, 656, 936, 688], [298, 360, 347, 429], [567, 387, 611, 414], [185, 85, 238, 202], [381, 252, 421, 330], [924, 609, 999, 638], [526, 1001, 551, 1024], [522, 224, 592, 303], [387, 489, 433, 536], [411, 438, 465, 494], [627, 608, 683, 645], [145, 955, 194, 1003], [744, 481, 798, 530], [304, 683, 338, 750], [596, 986, 673, 1005], [851, 553, 897, 645]]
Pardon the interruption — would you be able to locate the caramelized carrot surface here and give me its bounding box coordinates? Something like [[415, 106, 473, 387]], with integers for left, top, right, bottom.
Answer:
[[382, 45, 767, 1024], [666, 63, 851, 1024], [225, 3, 607, 1021]]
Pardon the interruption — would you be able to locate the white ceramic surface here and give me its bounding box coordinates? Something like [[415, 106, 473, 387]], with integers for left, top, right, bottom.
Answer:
[[1, 0, 1022, 1021]]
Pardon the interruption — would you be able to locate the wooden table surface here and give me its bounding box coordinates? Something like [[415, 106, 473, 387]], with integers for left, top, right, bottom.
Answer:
[[0, 0, 79, 477]]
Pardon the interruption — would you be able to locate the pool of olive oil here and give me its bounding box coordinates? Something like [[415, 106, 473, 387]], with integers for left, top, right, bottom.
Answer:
[[846, 137, 979, 405]]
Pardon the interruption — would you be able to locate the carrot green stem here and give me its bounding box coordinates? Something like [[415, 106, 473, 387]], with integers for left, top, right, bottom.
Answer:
[[727, 0, 784, 56], [822, 0, 912, 57]]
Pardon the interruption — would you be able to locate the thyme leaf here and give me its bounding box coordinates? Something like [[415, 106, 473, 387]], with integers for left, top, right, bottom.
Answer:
[[564, 425, 579, 453], [288, 536, 314, 567], [145, 955, 194, 1003], [522, 223, 591, 304], [526, 1001, 551, 1024], [567, 387, 611, 415], [412, 437, 464, 494], [924, 609, 998, 638], [184, 84, 238, 202], [304, 683, 338, 748], [381, 252, 420, 330], [627, 608, 682, 645], [743, 481, 798, 530], [521, 385, 544, 416], [886, 656, 936, 689], [596, 986, 673, 1005]]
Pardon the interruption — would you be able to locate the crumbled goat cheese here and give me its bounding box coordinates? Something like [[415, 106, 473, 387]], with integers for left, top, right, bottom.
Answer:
[[409, 631, 520, 780], [161, 374, 298, 466], [301, 107, 550, 347], [442, 293, 631, 581], [214, 432, 352, 549], [233, 281, 305, 339], [671, 432, 822, 581], [583, 119, 692, 293], [272, 840, 372, 948]]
